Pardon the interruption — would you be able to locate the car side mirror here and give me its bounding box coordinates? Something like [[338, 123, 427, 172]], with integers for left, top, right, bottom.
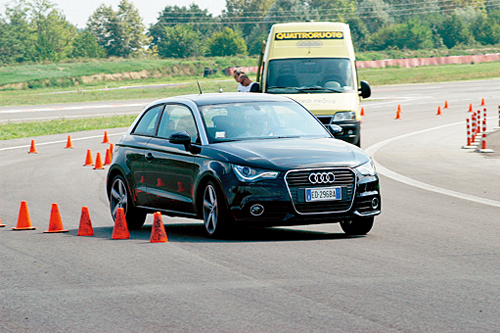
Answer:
[[250, 82, 261, 93], [329, 124, 344, 137], [169, 131, 191, 150], [359, 80, 371, 99]]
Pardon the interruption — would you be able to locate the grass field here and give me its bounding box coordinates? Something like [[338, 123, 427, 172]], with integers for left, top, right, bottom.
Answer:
[[0, 56, 257, 88], [2, 60, 500, 107], [0, 115, 137, 141], [1, 58, 500, 140], [358, 61, 500, 85]]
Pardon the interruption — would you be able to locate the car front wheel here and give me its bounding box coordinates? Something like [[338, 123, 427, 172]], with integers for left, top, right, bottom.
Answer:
[[109, 175, 146, 230], [340, 216, 374, 235], [202, 181, 231, 237]]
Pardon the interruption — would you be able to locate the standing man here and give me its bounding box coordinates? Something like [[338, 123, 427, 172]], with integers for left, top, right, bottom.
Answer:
[[233, 68, 245, 92], [239, 74, 259, 92]]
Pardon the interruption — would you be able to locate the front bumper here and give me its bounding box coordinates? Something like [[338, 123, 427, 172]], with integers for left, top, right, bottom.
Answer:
[[224, 175, 380, 227]]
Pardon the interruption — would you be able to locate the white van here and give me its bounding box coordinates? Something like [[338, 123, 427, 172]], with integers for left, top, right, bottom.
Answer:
[[256, 22, 371, 147]]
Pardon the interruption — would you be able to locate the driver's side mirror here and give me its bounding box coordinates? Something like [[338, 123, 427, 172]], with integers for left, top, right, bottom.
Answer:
[[329, 124, 344, 137], [169, 131, 191, 151], [250, 82, 261, 93], [359, 80, 371, 99]]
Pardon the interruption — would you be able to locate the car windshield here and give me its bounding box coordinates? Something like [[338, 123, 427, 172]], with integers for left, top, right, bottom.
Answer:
[[200, 101, 331, 143], [265, 58, 354, 94]]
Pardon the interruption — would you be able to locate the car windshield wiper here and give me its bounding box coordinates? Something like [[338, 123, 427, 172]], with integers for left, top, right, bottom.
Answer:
[[266, 135, 301, 139], [267, 86, 304, 92], [298, 86, 344, 93], [267, 86, 343, 93]]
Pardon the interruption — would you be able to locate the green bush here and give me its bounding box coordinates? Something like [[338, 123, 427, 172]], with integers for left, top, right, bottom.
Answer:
[[367, 19, 433, 51], [206, 28, 247, 57]]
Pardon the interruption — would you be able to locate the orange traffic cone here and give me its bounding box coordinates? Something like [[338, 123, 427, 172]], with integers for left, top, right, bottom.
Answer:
[[102, 131, 110, 144], [481, 98, 486, 106], [444, 100, 449, 109], [360, 107, 365, 116], [28, 140, 38, 154], [84, 149, 94, 166], [109, 143, 114, 159], [395, 105, 401, 120], [469, 103, 473, 112], [0, 217, 5, 227], [157, 178, 166, 187], [104, 148, 112, 165], [77, 207, 94, 236], [93, 152, 105, 170], [436, 106, 442, 115], [44, 203, 69, 233], [150, 212, 168, 243], [65, 135, 74, 148], [12, 201, 36, 230], [139, 176, 145, 183], [112, 207, 130, 239]]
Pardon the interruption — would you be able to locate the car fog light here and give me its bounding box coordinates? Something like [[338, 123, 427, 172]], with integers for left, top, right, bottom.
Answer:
[[347, 130, 354, 135], [371, 198, 379, 209], [250, 204, 264, 217]]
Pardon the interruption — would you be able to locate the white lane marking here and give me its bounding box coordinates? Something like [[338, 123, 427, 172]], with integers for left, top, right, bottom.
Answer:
[[0, 103, 146, 114], [365, 121, 500, 208], [0, 132, 125, 152]]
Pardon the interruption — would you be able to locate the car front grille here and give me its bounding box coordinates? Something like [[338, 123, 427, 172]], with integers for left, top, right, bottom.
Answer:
[[285, 168, 356, 214]]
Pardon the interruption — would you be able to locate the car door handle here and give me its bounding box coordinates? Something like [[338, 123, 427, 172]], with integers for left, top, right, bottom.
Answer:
[[145, 153, 154, 161]]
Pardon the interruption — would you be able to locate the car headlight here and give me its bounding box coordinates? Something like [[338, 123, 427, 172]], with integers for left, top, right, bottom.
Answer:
[[355, 159, 376, 176], [333, 111, 356, 121], [232, 164, 279, 182]]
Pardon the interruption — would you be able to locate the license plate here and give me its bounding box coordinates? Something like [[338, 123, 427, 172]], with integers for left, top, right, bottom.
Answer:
[[305, 187, 341, 202]]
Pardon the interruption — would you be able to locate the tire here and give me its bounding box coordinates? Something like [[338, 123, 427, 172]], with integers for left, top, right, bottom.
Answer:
[[202, 180, 232, 237], [109, 175, 146, 230], [340, 216, 374, 235], [355, 134, 361, 148]]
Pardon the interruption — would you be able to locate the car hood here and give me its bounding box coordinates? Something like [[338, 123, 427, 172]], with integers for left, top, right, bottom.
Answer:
[[209, 137, 370, 171]]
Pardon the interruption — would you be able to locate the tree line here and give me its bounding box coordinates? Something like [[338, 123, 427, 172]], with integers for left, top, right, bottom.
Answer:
[[1, 0, 500, 65]]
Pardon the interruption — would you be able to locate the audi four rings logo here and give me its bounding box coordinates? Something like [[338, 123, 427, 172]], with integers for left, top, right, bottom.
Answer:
[[309, 172, 335, 184]]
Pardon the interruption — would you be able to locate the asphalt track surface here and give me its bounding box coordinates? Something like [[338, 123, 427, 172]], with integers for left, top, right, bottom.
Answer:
[[1, 80, 500, 332]]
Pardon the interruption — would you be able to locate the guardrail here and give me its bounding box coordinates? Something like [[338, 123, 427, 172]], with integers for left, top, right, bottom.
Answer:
[[226, 54, 500, 75]]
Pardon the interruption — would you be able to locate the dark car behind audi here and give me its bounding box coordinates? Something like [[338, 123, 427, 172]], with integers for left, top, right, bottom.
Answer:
[[106, 93, 381, 237]]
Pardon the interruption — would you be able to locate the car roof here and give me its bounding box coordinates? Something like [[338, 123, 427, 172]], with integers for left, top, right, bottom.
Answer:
[[153, 92, 295, 107]]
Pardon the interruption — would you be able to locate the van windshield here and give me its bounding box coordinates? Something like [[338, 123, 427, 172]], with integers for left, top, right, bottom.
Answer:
[[265, 58, 354, 94]]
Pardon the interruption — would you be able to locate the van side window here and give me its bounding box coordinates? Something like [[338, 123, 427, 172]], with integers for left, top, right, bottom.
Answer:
[[132, 105, 163, 136]]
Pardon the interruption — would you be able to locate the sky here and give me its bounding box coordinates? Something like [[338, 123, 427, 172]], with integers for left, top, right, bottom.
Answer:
[[0, 0, 227, 28]]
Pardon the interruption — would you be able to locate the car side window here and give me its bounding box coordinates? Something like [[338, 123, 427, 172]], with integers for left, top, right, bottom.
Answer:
[[133, 105, 163, 136], [157, 104, 198, 143]]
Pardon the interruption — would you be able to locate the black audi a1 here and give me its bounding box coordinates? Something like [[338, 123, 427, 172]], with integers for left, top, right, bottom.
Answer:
[[106, 93, 381, 237]]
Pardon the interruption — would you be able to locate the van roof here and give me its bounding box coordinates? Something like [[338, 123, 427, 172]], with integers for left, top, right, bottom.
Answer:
[[270, 22, 349, 32]]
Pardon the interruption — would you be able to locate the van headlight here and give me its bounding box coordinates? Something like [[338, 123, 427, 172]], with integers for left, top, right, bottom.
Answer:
[[355, 159, 376, 177], [333, 112, 356, 121], [232, 165, 279, 182]]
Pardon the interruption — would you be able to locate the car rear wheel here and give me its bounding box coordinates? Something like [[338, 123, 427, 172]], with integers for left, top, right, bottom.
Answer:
[[202, 181, 230, 237], [109, 175, 146, 230], [340, 216, 374, 235]]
